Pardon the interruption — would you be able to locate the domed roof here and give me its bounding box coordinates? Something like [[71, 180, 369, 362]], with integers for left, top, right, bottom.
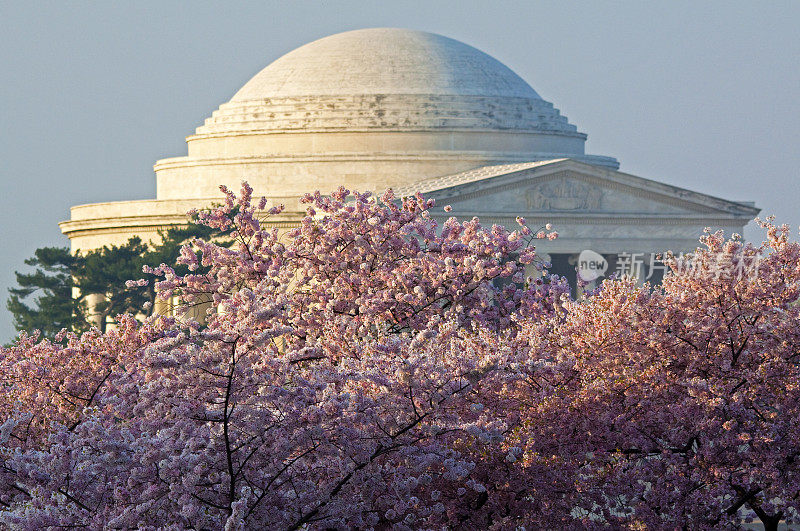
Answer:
[[231, 28, 541, 100], [159, 28, 619, 204], [196, 28, 582, 136]]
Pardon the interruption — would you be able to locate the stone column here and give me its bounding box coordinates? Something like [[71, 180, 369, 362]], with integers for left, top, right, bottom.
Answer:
[[525, 252, 551, 284]]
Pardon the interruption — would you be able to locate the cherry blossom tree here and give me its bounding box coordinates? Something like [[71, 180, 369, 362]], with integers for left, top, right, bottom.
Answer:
[[510, 222, 800, 529], [0, 183, 564, 528], [1, 181, 798, 529]]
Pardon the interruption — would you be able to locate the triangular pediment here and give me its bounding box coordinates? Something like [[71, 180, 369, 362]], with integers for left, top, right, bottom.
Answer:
[[398, 159, 759, 220]]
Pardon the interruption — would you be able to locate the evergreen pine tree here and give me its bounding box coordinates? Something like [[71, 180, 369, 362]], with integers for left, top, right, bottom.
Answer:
[[6, 247, 87, 339], [7, 218, 230, 337]]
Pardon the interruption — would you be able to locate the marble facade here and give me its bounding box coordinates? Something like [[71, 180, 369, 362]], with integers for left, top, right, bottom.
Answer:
[[59, 28, 758, 290]]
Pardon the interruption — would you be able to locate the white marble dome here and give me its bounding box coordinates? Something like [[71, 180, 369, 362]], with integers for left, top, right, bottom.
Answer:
[[232, 28, 541, 99], [195, 28, 586, 137], [153, 28, 617, 201], [62, 28, 757, 270]]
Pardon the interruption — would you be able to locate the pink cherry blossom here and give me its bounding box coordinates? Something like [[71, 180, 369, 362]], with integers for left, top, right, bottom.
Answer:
[[1, 183, 797, 530]]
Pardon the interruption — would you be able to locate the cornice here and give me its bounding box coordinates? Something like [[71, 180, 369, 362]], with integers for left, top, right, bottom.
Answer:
[[185, 128, 587, 142], [430, 214, 751, 226], [60, 212, 304, 237], [154, 152, 556, 171]]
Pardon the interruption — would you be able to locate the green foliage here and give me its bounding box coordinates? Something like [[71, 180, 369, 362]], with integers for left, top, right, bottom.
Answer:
[[7, 219, 229, 338], [76, 237, 150, 333], [7, 247, 88, 339]]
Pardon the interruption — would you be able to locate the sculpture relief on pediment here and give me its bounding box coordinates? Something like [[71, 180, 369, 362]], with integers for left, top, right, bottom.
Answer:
[[525, 178, 602, 211]]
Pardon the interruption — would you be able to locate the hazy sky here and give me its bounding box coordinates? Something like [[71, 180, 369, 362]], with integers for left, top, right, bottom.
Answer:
[[1, 1, 798, 341]]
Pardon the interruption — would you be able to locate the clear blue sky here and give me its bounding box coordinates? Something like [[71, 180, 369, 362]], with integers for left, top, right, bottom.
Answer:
[[1, 1, 798, 341]]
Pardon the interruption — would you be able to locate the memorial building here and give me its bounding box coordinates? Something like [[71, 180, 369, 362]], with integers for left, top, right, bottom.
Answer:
[[60, 28, 759, 286]]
